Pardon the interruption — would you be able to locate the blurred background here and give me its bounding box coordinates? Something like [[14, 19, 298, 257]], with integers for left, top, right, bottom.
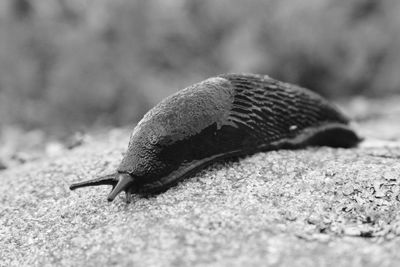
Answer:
[[0, 0, 400, 166]]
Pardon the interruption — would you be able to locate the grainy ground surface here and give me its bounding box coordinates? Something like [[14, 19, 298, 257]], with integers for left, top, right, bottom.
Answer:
[[1, 97, 400, 267]]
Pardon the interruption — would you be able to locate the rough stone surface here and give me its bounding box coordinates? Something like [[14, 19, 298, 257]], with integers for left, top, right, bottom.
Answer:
[[1, 99, 400, 267]]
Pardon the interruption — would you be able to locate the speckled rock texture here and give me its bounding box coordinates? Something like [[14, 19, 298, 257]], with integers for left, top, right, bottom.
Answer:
[[1, 98, 400, 267]]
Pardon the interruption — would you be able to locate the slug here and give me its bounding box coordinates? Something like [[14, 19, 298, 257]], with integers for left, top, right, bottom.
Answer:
[[70, 73, 362, 202]]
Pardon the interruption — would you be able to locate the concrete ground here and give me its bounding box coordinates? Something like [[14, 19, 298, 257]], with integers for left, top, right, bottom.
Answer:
[[1, 97, 400, 267]]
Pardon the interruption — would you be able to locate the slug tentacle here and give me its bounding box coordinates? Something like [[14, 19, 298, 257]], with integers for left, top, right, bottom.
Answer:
[[69, 174, 117, 190], [107, 174, 135, 202]]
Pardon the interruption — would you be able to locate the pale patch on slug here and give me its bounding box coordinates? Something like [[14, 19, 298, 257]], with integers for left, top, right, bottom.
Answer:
[[133, 77, 234, 144]]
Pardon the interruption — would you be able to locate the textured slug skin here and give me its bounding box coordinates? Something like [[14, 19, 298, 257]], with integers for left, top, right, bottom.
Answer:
[[114, 73, 362, 195], [69, 73, 361, 200]]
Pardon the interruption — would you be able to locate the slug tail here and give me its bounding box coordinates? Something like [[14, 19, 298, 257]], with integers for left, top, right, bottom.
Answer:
[[69, 174, 117, 190], [107, 174, 134, 202]]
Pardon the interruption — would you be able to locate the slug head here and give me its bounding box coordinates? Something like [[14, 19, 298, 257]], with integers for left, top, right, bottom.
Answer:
[[69, 173, 135, 202]]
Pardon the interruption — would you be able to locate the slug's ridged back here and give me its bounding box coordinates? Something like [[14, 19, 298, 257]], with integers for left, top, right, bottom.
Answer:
[[219, 73, 357, 148]]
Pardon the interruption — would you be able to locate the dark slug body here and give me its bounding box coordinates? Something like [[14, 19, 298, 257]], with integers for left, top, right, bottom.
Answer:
[[70, 74, 362, 202]]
